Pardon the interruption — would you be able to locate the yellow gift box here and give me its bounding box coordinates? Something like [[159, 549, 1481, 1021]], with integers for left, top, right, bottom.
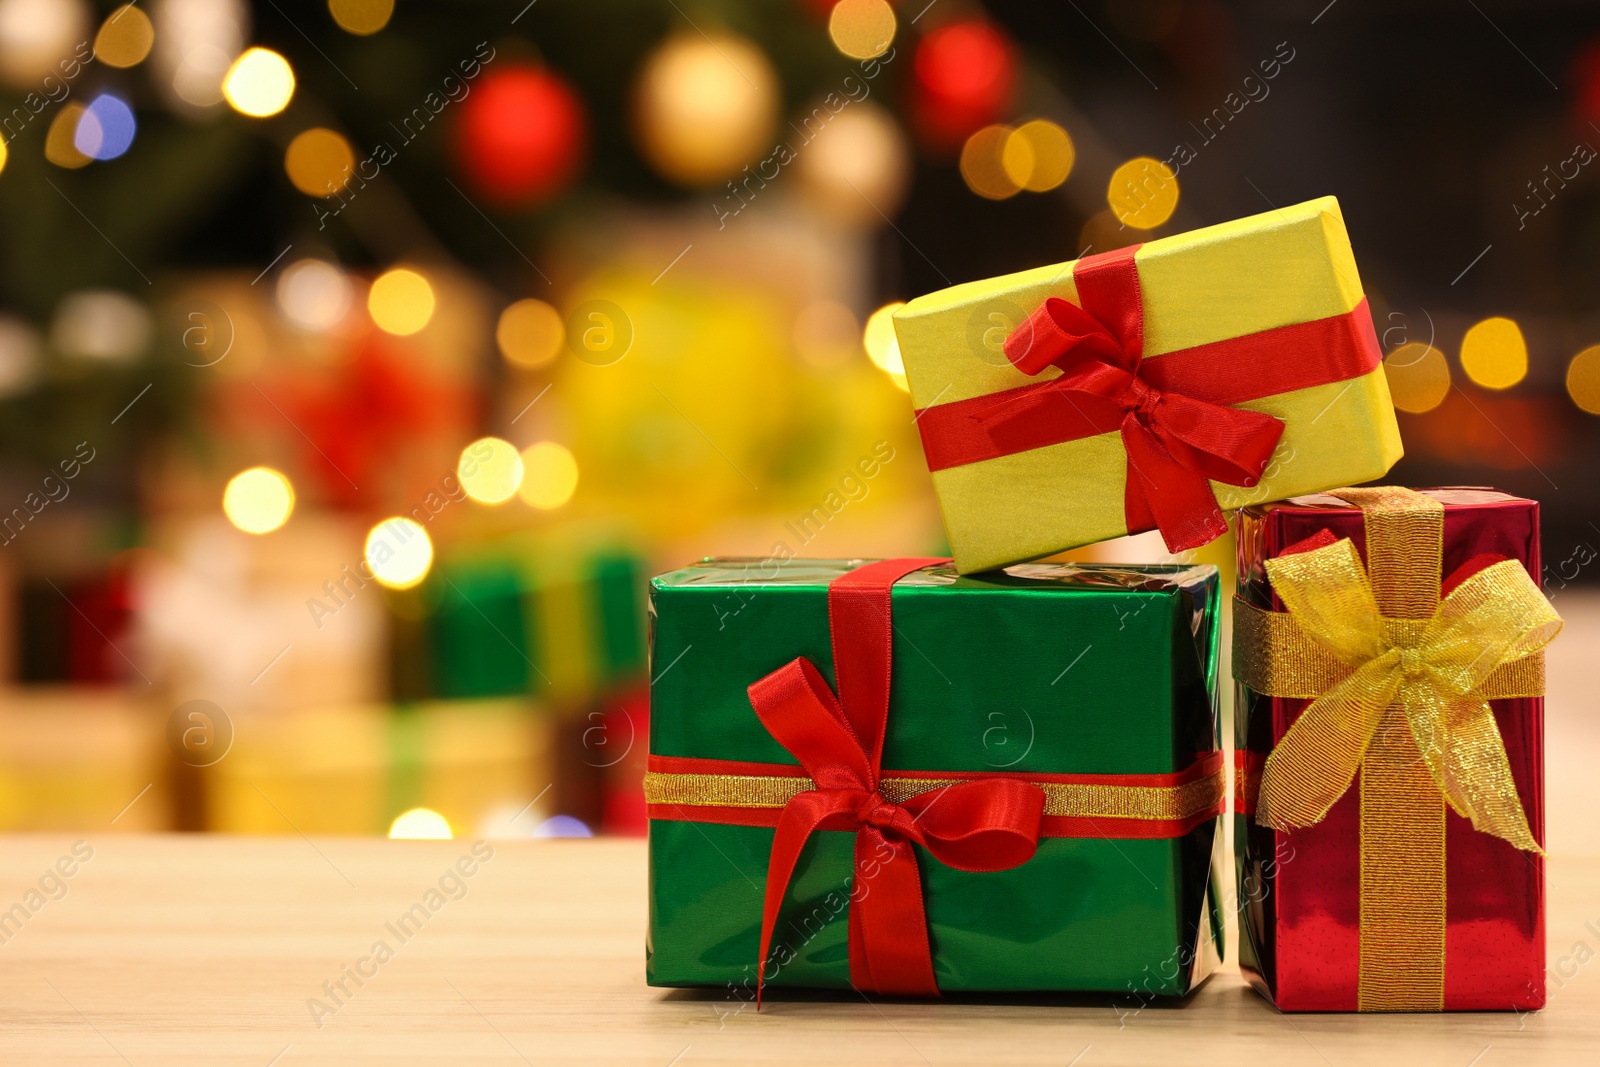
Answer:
[[893, 196, 1402, 573], [209, 699, 553, 836]]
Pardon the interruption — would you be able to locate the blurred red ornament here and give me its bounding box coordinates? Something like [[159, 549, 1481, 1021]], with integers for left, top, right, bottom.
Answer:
[[1570, 38, 1600, 127], [454, 64, 587, 207], [912, 20, 1016, 152]]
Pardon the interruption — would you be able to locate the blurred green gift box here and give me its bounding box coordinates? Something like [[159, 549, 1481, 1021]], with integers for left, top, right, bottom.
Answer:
[[402, 535, 647, 707]]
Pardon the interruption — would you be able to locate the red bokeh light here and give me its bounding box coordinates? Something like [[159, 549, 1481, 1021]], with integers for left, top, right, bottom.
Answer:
[[454, 65, 587, 208], [911, 20, 1016, 152]]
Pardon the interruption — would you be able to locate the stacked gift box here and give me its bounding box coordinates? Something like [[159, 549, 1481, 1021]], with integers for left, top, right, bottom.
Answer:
[[415, 532, 650, 833], [644, 197, 1562, 1012], [199, 527, 649, 837], [0, 515, 650, 837]]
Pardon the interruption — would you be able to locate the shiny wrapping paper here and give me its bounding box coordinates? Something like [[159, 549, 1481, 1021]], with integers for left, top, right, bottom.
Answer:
[[1234, 489, 1545, 1011], [893, 197, 1402, 573], [647, 558, 1224, 994]]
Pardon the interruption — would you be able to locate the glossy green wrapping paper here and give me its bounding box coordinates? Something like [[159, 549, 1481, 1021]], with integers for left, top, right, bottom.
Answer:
[[646, 559, 1225, 995]]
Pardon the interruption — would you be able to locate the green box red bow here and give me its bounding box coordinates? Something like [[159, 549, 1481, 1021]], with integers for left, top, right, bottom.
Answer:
[[646, 557, 1225, 997]]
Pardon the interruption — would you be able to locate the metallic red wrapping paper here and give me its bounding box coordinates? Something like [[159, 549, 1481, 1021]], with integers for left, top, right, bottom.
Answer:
[[1234, 488, 1545, 1011]]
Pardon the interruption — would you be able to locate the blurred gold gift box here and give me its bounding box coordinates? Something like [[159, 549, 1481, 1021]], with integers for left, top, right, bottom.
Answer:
[[0, 687, 169, 832], [208, 699, 553, 837]]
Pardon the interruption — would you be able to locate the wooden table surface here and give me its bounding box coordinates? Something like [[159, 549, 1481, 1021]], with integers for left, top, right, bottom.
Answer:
[[0, 835, 1595, 1066], [2, 598, 1598, 1065]]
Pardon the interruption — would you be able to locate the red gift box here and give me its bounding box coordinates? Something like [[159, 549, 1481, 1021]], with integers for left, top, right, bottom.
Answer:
[[1233, 487, 1559, 1011]]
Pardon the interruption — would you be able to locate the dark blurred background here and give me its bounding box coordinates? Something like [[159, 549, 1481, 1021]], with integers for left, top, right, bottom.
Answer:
[[0, 0, 1594, 837]]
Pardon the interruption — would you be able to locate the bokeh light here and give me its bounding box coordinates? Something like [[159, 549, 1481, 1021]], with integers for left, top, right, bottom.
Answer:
[[284, 127, 354, 196], [45, 102, 90, 168], [222, 47, 296, 118], [0, 0, 87, 87], [793, 299, 860, 368], [458, 437, 525, 505], [159, 0, 245, 110], [496, 299, 564, 369], [0, 313, 42, 397], [276, 259, 353, 330], [1567, 345, 1600, 414], [455, 65, 587, 207], [1384, 342, 1452, 413], [828, 0, 896, 60], [365, 517, 434, 589], [912, 20, 1015, 148], [960, 124, 1020, 200], [794, 102, 910, 226], [1459, 316, 1528, 390], [532, 814, 593, 838], [222, 467, 295, 534], [1079, 209, 1135, 256], [74, 94, 137, 161], [518, 442, 579, 510], [388, 807, 452, 840], [632, 32, 778, 186], [94, 5, 154, 68], [1003, 119, 1074, 192], [368, 268, 435, 335], [329, 0, 393, 36], [864, 302, 908, 391], [1107, 156, 1179, 229], [51, 290, 151, 361], [0, 134, 9, 176]]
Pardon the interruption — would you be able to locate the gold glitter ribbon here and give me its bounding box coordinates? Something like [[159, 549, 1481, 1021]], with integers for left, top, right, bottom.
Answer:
[[645, 767, 1225, 823], [1235, 486, 1562, 1011]]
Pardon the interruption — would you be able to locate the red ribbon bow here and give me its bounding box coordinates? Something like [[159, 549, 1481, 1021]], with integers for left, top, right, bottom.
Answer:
[[746, 559, 1045, 1004], [986, 245, 1285, 553]]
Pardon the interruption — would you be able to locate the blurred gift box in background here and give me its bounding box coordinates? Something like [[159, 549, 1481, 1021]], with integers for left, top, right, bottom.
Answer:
[[0, 0, 1597, 838]]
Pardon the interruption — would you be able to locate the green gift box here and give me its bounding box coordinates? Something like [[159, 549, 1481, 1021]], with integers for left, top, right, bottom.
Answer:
[[645, 557, 1225, 997]]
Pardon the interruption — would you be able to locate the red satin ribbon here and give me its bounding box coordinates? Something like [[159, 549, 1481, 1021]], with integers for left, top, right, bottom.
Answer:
[[746, 558, 1045, 1003], [914, 245, 1385, 553]]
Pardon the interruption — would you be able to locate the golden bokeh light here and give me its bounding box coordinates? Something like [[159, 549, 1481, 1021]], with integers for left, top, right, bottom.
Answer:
[[1567, 345, 1600, 415], [960, 125, 1020, 200], [793, 299, 860, 368], [44, 103, 90, 168], [329, 0, 394, 36], [794, 102, 910, 227], [222, 467, 295, 534], [284, 127, 354, 197], [828, 0, 896, 60], [222, 47, 296, 118], [367, 268, 435, 335], [458, 437, 525, 505], [365, 517, 434, 589], [277, 259, 353, 330], [518, 442, 580, 510], [1003, 120, 1075, 193], [496, 299, 564, 369], [863, 302, 908, 391], [632, 32, 779, 186], [1107, 156, 1179, 229], [1078, 209, 1136, 257], [388, 807, 452, 840], [94, 5, 154, 69], [1384, 342, 1451, 414], [1459, 316, 1527, 391], [0, 136, 7, 176]]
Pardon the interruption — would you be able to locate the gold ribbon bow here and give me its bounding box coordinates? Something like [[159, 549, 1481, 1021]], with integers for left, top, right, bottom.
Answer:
[[1246, 533, 1560, 851], [1233, 486, 1562, 1010]]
